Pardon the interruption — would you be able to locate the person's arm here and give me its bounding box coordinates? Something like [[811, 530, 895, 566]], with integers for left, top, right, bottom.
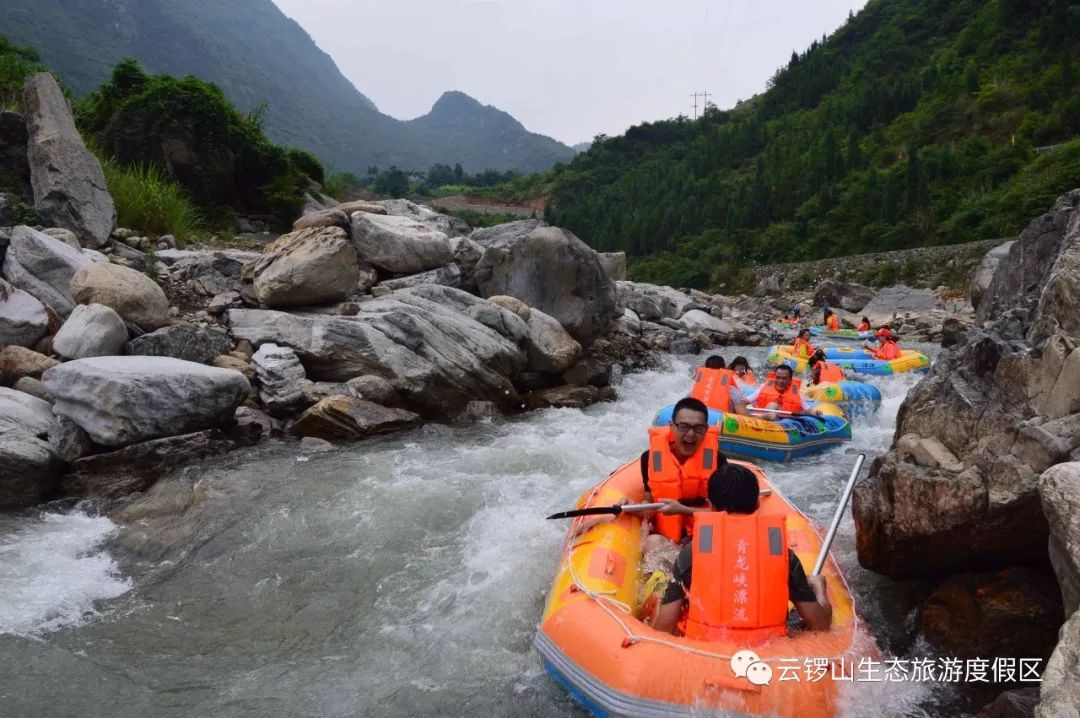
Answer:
[[654, 547, 692, 634], [729, 385, 749, 416], [654, 599, 684, 634], [640, 450, 651, 501], [655, 499, 710, 515], [789, 552, 832, 631]]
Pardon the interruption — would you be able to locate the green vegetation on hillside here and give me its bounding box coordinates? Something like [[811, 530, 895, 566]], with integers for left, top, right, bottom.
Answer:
[[0, 36, 44, 109], [77, 59, 322, 224], [545, 0, 1080, 289]]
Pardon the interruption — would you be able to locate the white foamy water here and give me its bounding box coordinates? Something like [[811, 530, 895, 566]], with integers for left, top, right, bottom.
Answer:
[[0, 511, 131, 637], [0, 345, 951, 717]]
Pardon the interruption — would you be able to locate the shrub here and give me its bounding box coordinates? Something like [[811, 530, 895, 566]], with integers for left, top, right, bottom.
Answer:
[[99, 155, 201, 239]]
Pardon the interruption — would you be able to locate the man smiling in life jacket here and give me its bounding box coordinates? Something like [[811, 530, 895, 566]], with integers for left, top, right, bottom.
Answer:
[[753, 364, 805, 416], [653, 463, 832, 638], [808, 351, 845, 385]]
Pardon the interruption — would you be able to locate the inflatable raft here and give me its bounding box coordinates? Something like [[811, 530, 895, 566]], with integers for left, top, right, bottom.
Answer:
[[803, 381, 882, 418], [653, 405, 851, 463], [808, 326, 873, 342], [768, 345, 931, 376], [535, 459, 859, 717]]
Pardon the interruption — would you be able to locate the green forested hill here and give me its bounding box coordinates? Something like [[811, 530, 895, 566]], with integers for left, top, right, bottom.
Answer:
[[545, 0, 1080, 289], [0, 0, 573, 174]]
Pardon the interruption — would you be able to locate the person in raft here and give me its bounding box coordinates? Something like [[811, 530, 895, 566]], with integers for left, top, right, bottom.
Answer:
[[824, 309, 840, 331], [864, 328, 901, 360], [792, 304, 801, 321], [729, 356, 757, 388], [753, 364, 805, 416], [637, 397, 719, 550], [857, 316, 871, 332], [653, 462, 832, 636], [808, 351, 845, 385], [690, 355, 750, 416], [791, 328, 816, 360]]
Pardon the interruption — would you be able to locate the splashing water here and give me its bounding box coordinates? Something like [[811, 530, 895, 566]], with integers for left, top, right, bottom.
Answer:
[[0, 345, 950, 716]]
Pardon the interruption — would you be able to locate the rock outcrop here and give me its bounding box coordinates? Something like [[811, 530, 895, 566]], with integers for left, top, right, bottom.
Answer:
[[474, 225, 617, 344], [971, 241, 1016, 308], [617, 281, 694, 322], [42, 356, 250, 447], [23, 73, 115, 248]]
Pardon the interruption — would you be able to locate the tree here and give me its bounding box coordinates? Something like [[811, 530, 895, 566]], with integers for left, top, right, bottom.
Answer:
[[453, 163, 464, 183], [374, 166, 408, 197]]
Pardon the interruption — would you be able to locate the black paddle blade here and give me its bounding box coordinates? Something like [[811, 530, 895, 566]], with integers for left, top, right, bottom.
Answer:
[[546, 505, 622, 520]]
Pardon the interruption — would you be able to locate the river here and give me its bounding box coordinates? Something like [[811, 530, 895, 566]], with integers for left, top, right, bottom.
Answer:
[[0, 346, 952, 717]]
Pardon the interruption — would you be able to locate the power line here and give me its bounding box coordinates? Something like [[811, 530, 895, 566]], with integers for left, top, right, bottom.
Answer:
[[690, 91, 711, 119]]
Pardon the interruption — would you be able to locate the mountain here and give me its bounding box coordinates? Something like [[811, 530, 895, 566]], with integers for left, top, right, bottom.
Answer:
[[0, 0, 573, 174], [572, 142, 592, 153], [545, 0, 1080, 289]]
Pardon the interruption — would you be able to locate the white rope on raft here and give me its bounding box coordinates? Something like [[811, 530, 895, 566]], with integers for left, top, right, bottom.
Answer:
[[559, 472, 863, 664]]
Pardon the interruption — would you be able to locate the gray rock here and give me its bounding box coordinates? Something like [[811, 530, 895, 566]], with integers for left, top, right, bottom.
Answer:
[[617, 281, 693, 322], [345, 375, 402, 407], [292, 208, 350, 232], [487, 295, 531, 321], [349, 211, 456, 274], [974, 688, 1039, 718], [377, 262, 463, 291], [1, 225, 92, 316], [53, 303, 128, 359], [225, 286, 525, 417], [598, 252, 627, 281], [1040, 462, 1080, 617], [207, 291, 242, 315], [523, 384, 617, 410], [355, 262, 379, 295], [300, 436, 335, 453], [334, 200, 386, 215], [468, 219, 546, 247], [612, 308, 641, 336], [106, 239, 148, 271], [24, 73, 115, 248], [562, 359, 615, 388], [70, 261, 170, 330], [669, 337, 702, 355], [0, 385, 54, 439], [971, 241, 1016, 309], [251, 226, 359, 307], [126, 324, 234, 365], [251, 343, 308, 416], [378, 199, 469, 237], [453, 237, 484, 290], [235, 405, 278, 439], [297, 396, 420, 439], [48, 414, 92, 462], [13, 376, 50, 401], [370, 285, 391, 298], [525, 308, 581, 373], [0, 434, 62, 508], [813, 280, 876, 313], [679, 309, 733, 339], [0, 345, 59, 382], [41, 227, 80, 249], [0, 277, 49, 348], [42, 356, 251, 447], [861, 284, 943, 326], [475, 225, 618, 344], [1036, 608, 1080, 718]]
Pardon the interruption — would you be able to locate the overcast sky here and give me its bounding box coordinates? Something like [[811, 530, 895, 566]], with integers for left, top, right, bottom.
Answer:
[[272, 0, 867, 146]]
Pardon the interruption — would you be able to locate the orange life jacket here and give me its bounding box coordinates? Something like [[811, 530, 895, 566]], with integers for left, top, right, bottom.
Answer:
[[754, 378, 804, 413], [683, 512, 790, 644], [792, 338, 815, 359], [874, 340, 900, 360], [826, 315, 839, 331], [857, 322, 870, 332], [647, 425, 722, 541], [735, 371, 757, 388], [812, 361, 845, 384], [690, 367, 737, 413]]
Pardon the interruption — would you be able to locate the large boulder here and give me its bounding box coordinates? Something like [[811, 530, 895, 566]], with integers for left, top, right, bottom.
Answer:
[[23, 73, 114, 248], [598, 252, 627, 281], [0, 433, 62, 508], [0, 277, 49, 348], [251, 342, 308, 416], [225, 285, 526, 417], [474, 226, 617, 344], [70, 261, 170, 330], [0, 386, 54, 439], [971, 241, 1016, 309], [291, 208, 349, 232], [813, 280, 876, 313], [377, 262, 463, 292], [679, 309, 734, 339], [469, 219, 546, 247], [52, 303, 128, 359], [42, 356, 251, 447], [378, 199, 470, 237], [0, 345, 58, 383], [297, 396, 420, 440], [1040, 462, 1080, 617], [853, 190, 1080, 580], [1037, 609, 1080, 718], [250, 226, 359, 307], [349, 211, 456, 274], [616, 281, 693, 322], [1, 225, 92, 316], [525, 308, 582, 373], [126, 325, 233, 364], [860, 284, 943, 326]]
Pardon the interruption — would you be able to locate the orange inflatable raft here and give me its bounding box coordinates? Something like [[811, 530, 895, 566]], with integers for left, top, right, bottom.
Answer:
[[535, 459, 861, 717]]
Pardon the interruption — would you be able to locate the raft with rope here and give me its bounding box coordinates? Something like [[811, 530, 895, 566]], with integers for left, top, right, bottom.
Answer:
[[808, 326, 874, 341], [767, 345, 931, 376], [535, 459, 860, 717], [652, 404, 851, 464]]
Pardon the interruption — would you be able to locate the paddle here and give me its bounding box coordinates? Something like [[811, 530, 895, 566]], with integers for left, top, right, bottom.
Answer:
[[811, 453, 866, 576], [746, 406, 822, 420], [546, 490, 774, 520]]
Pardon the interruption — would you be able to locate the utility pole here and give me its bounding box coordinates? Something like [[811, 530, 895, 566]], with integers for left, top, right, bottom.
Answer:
[[691, 91, 712, 119]]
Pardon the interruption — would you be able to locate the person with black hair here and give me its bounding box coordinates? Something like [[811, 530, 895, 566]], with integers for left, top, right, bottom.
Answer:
[[653, 463, 832, 636], [729, 356, 757, 387], [693, 356, 749, 415]]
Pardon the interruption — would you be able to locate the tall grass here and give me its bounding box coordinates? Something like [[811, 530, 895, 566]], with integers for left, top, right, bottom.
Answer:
[[99, 157, 202, 239]]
